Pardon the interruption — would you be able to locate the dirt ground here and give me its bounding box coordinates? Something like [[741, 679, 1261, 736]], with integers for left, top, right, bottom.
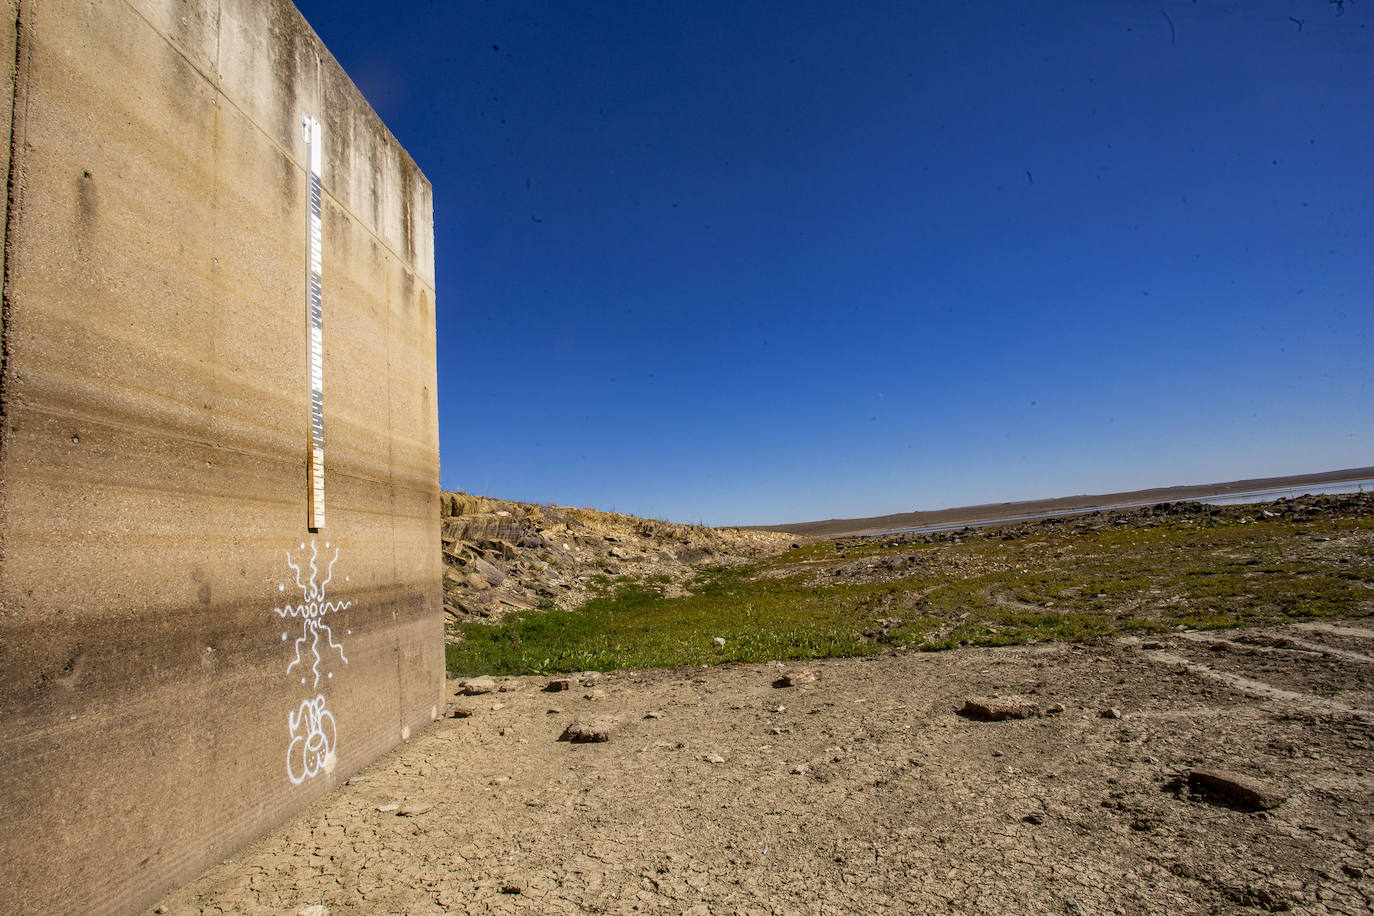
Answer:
[[159, 619, 1374, 915]]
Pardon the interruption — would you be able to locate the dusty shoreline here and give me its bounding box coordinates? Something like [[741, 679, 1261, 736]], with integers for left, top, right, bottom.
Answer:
[[159, 620, 1373, 915], [753, 466, 1374, 538]]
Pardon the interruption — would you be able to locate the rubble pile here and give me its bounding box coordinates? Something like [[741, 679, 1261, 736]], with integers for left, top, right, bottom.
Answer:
[[440, 491, 795, 631]]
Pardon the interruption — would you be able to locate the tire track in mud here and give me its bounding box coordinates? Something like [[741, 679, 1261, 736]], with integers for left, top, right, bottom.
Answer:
[[1132, 645, 1374, 722], [1178, 630, 1374, 665], [1293, 621, 1374, 641]]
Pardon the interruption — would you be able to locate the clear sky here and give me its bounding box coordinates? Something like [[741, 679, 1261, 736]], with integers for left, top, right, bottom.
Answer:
[[292, 0, 1372, 527]]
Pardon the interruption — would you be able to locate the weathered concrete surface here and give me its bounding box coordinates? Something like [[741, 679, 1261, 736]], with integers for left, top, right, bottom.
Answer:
[[0, 1, 441, 913]]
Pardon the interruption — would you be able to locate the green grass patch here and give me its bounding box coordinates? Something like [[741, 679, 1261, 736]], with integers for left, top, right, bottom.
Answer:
[[446, 511, 1374, 677]]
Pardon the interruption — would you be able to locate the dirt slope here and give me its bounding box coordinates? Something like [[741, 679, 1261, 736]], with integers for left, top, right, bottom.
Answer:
[[439, 492, 796, 627]]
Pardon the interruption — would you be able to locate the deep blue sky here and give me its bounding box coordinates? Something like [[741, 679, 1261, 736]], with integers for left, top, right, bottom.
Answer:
[[293, 0, 1372, 526]]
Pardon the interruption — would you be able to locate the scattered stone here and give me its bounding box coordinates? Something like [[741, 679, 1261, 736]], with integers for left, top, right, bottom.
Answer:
[[489, 776, 511, 786], [643, 710, 664, 719], [448, 706, 473, 719], [500, 883, 523, 895], [1342, 864, 1365, 880], [559, 717, 621, 743], [376, 804, 399, 813], [958, 696, 1039, 721], [1144, 756, 1160, 766], [154, 908, 169, 914], [1101, 707, 1124, 719], [1187, 769, 1287, 811], [465, 572, 490, 590], [396, 804, 432, 817], [296, 907, 330, 916], [584, 689, 606, 700], [491, 702, 506, 711], [460, 676, 497, 695], [713, 637, 726, 648], [546, 708, 562, 715], [579, 672, 602, 686], [1141, 640, 1164, 650], [544, 677, 573, 692], [790, 764, 809, 775], [773, 669, 819, 688], [1022, 811, 1046, 825], [1045, 703, 1067, 715], [704, 753, 726, 764]]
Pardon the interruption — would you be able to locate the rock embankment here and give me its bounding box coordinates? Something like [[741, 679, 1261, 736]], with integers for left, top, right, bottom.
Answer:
[[439, 491, 795, 629]]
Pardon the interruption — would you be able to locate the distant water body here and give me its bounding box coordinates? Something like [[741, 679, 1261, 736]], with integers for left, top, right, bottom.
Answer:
[[869, 478, 1374, 538]]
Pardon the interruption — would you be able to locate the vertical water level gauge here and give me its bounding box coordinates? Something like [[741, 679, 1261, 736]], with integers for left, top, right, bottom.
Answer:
[[303, 114, 325, 530]]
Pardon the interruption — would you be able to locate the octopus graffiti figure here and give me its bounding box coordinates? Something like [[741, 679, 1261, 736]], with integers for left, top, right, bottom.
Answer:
[[286, 694, 337, 785], [277, 539, 351, 688]]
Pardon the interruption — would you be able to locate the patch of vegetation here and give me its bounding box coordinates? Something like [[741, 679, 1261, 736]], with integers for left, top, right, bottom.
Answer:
[[446, 566, 880, 676], [446, 509, 1374, 677]]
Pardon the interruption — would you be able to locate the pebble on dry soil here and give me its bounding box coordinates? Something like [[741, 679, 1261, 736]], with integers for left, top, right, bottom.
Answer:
[[704, 753, 726, 764], [544, 678, 573, 692], [459, 676, 498, 695], [559, 717, 621, 743], [773, 669, 819, 688], [958, 696, 1040, 721], [448, 706, 473, 718], [1187, 768, 1288, 811]]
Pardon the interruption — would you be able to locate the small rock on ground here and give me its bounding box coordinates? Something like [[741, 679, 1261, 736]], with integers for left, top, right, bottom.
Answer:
[[959, 696, 1040, 721], [1187, 769, 1287, 811], [559, 717, 621, 743], [460, 676, 498, 695]]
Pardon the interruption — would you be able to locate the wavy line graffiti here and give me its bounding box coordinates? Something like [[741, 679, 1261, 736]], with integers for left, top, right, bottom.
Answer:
[[276, 539, 351, 688]]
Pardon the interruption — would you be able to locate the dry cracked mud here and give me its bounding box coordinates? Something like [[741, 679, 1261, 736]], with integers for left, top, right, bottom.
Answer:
[[158, 619, 1374, 915]]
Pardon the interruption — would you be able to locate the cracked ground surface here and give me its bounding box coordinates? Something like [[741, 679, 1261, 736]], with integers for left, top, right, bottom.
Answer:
[[158, 619, 1374, 915]]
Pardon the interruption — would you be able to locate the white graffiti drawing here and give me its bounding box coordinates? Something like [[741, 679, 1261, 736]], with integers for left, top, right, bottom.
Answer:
[[286, 694, 337, 785], [276, 539, 351, 688]]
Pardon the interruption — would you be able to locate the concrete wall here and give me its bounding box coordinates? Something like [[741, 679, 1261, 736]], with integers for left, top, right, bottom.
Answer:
[[0, 1, 442, 913]]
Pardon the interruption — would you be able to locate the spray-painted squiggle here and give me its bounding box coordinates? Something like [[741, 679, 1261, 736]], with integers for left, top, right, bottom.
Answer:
[[276, 538, 350, 786]]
